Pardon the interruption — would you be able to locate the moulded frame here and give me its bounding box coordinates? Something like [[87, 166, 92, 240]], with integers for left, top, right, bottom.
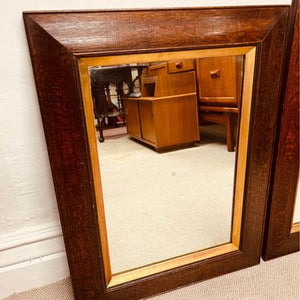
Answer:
[[78, 46, 255, 287], [262, 0, 299, 261], [23, 6, 290, 299]]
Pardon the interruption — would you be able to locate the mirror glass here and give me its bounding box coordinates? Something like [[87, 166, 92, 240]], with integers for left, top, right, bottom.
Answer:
[[293, 177, 300, 224], [88, 54, 246, 274]]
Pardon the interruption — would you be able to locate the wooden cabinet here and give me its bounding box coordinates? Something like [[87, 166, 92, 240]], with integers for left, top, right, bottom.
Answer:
[[124, 67, 200, 151], [141, 70, 196, 97], [124, 94, 199, 151], [124, 100, 141, 138], [139, 101, 156, 144], [125, 56, 244, 152]]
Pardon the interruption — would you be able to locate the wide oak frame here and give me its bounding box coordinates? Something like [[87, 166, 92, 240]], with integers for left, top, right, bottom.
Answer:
[[263, 0, 299, 260], [78, 46, 255, 288], [24, 6, 289, 300]]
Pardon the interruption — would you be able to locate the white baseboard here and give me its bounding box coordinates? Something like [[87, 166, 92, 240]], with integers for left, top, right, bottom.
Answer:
[[0, 224, 70, 299]]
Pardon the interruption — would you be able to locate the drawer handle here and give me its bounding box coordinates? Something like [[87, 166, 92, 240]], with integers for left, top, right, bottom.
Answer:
[[175, 61, 183, 69], [210, 69, 221, 78]]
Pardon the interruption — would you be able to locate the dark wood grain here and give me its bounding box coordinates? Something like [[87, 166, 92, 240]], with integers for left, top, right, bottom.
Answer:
[[23, 16, 104, 299], [262, 0, 299, 260], [25, 7, 287, 56], [23, 6, 289, 300]]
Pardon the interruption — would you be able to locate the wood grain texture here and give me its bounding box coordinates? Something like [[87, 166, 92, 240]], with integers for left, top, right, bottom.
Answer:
[[123, 99, 142, 138], [23, 6, 289, 300], [197, 56, 239, 105], [153, 94, 199, 149], [154, 71, 196, 97], [124, 93, 199, 150], [78, 62, 112, 285], [200, 112, 235, 151], [108, 243, 238, 288], [138, 101, 157, 144], [23, 17, 105, 299], [262, 0, 299, 260], [232, 47, 256, 247], [124, 66, 199, 150], [25, 7, 287, 56], [79, 46, 254, 66], [167, 59, 195, 74], [200, 106, 239, 113], [291, 223, 300, 234]]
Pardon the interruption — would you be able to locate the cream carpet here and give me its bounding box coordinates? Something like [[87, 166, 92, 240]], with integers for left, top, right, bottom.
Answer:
[[3, 125, 300, 299], [3, 252, 300, 300], [97, 125, 236, 273]]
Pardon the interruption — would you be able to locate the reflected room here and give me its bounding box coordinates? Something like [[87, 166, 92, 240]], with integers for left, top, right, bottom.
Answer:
[[293, 179, 300, 224], [88, 56, 244, 274]]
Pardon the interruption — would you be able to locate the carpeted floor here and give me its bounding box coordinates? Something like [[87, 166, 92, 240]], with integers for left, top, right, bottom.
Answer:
[[4, 125, 299, 299], [3, 252, 299, 300], [97, 125, 236, 273]]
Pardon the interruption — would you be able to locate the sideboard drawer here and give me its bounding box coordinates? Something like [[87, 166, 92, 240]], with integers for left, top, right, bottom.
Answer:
[[168, 59, 195, 73], [197, 56, 243, 106]]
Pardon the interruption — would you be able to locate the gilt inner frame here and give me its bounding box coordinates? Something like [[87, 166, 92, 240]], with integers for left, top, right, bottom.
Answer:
[[78, 46, 256, 288]]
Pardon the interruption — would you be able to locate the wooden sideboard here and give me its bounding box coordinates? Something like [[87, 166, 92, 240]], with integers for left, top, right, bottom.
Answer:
[[123, 68, 199, 151], [124, 93, 199, 151], [123, 56, 243, 152]]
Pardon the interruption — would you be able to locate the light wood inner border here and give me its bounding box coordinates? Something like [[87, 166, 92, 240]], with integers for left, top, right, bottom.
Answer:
[[291, 223, 300, 234], [291, 176, 300, 233], [232, 47, 256, 246], [78, 64, 112, 283], [78, 46, 256, 288]]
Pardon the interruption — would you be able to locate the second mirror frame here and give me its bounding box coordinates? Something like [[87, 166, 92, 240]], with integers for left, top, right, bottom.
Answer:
[[24, 5, 290, 300]]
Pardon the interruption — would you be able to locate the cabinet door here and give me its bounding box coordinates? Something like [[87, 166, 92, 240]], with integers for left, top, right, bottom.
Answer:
[[139, 101, 156, 144], [123, 99, 141, 138], [262, 1, 299, 260]]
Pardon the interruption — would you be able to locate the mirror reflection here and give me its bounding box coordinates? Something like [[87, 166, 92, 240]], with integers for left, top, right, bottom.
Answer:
[[293, 177, 300, 224], [89, 56, 244, 274]]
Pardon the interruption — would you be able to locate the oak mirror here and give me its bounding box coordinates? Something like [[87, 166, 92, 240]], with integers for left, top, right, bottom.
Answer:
[[24, 6, 289, 300], [79, 49, 253, 283]]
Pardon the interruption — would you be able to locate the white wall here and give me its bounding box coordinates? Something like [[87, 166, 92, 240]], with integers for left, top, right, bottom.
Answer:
[[0, 0, 291, 298]]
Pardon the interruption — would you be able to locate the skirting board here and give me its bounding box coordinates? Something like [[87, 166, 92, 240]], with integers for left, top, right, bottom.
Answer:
[[0, 224, 70, 299]]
